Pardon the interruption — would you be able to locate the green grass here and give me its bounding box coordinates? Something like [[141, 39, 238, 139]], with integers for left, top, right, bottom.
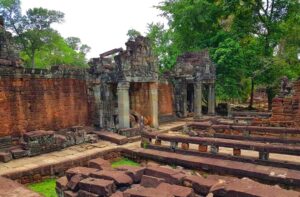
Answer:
[[111, 157, 140, 168], [28, 178, 57, 197]]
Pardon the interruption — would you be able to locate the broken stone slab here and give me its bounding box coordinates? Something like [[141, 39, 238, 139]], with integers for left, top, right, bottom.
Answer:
[[90, 170, 133, 187], [156, 182, 195, 197], [56, 176, 68, 195], [63, 190, 78, 197], [0, 151, 12, 162], [67, 174, 85, 191], [93, 130, 129, 145], [78, 190, 98, 197], [78, 178, 115, 196], [0, 176, 42, 197], [210, 177, 300, 197], [23, 130, 55, 142], [88, 157, 112, 170], [123, 185, 173, 197], [111, 191, 124, 197], [65, 167, 98, 180], [140, 175, 165, 188], [183, 175, 218, 196], [10, 148, 28, 159], [116, 166, 146, 183], [144, 166, 186, 185]]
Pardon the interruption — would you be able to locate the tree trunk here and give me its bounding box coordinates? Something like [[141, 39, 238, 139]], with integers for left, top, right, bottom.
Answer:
[[266, 86, 275, 111], [248, 78, 254, 109], [31, 50, 35, 69]]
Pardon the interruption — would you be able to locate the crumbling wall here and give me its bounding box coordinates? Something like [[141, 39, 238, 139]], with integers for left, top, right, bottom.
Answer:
[[0, 70, 90, 137], [129, 83, 152, 125]]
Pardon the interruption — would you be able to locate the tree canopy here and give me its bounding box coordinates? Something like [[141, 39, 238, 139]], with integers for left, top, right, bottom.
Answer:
[[0, 0, 90, 68]]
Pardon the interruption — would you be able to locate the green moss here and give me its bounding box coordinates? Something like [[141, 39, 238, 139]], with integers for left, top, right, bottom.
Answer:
[[28, 178, 57, 197], [111, 158, 140, 168]]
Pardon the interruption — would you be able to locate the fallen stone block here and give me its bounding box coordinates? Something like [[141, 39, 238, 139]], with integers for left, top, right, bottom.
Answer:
[[157, 182, 195, 197], [90, 170, 133, 187], [123, 186, 173, 197], [10, 148, 28, 159], [210, 177, 300, 197], [140, 175, 165, 188], [144, 166, 185, 185], [111, 191, 124, 197], [66, 167, 98, 180], [78, 190, 98, 197], [0, 152, 12, 163], [88, 157, 112, 170], [78, 178, 115, 196], [116, 166, 146, 183], [94, 130, 128, 145], [63, 190, 78, 197], [183, 175, 217, 195], [67, 174, 85, 191], [56, 176, 68, 194]]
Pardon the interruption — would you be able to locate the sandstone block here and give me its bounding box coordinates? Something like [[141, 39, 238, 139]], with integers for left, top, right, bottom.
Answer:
[[116, 166, 146, 183], [90, 170, 133, 187], [78, 178, 115, 196], [88, 157, 111, 170], [183, 175, 217, 195], [67, 174, 85, 191], [156, 182, 195, 197], [0, 152, 12, 162], [66, 167, 98, 180], [144, 166, 185, 185], [123, 186, 173, 197], [140, 175, 165, 188]]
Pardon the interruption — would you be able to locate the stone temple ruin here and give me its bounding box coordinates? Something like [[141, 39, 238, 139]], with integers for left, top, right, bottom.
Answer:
[[1, 19, 300, 197]]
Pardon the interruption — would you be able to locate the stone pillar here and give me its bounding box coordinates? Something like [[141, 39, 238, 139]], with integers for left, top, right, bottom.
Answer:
[[182, 84, 188, 117], [149, 83, 159, 128], [194, 82, 202, 118], [208, 83, 216, 115], [117, 81, 130, 129]]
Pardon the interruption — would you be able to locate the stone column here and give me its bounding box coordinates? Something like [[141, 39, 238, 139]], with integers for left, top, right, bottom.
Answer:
[[117, 81, 130, 129], [182, 83, 188, 117], [149, 82, 159, 128], [208, 83, 216, 115], [194, 82, 202, 118]]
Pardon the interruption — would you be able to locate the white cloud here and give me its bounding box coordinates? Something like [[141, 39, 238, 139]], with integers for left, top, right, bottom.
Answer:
[[21, 0, 166, 58]]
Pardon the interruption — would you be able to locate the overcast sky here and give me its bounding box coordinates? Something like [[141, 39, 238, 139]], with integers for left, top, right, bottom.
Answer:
[[21, 0, 166, 58]]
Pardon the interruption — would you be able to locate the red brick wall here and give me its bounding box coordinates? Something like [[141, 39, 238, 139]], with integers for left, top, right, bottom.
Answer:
[[158, 83, 173, 116], [0, 77, 89, 137], [130, 83, 152, 124]]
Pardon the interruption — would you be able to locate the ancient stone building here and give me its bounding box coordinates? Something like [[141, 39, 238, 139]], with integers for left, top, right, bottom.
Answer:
[[89, 38, 216, 130], [171, 51, 216, 118]]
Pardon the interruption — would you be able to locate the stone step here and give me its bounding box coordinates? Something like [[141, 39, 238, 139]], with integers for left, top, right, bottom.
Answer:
[[93, 130, 128, 145], [123, 148, 300, 186]]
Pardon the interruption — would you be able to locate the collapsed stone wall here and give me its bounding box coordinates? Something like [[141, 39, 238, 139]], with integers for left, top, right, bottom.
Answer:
[[254, 79, 300, 127], [0, 68, 90, 138]]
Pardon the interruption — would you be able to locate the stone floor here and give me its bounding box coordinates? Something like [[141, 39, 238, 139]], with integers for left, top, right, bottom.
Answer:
[[0, 120, 187, 176]]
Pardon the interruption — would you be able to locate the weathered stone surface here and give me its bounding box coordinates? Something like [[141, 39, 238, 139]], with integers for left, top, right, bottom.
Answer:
[[90, 170, 133, 187], [63, 190, 78, 197], [10, 148, 28, 159], [210, 177, 300, 197], [0, 151, 12, 162], [111, 191, 124, 197], [93, 131, 128, 145], [67, 174, 84, 191], [183, 175, 217, 195], [157, 182, 195, 197], [0, 176, 42, 197], [78, 178, 115, 196], [88, 157, 112, 170], [0, 77, 89, 138], [56, 176, 68, 191], [123, 186, 173, 197], [140, 175, 164, 188], [66, 167, 98, 180], [78, 190, 98, 197], [144, 166, 185, 185], [116, 166, 145, 183]]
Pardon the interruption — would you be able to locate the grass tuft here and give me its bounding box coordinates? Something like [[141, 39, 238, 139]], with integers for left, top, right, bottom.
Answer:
[[111, 157, 140, 168], [28, 178, 57, 197]]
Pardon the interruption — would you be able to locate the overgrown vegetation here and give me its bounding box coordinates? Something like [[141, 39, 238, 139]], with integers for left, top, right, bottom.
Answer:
[[28, 178, 57, 197], [0, 0, 90, 68], [111, 157, 140, 168], [144, 0, 300, 107]]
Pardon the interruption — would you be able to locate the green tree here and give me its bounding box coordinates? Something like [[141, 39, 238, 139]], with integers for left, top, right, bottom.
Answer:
[[127, 29, 141, 41]]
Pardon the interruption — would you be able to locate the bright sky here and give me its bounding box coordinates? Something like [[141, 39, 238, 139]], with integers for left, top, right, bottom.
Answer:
[[21, 0, 166, 59]]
